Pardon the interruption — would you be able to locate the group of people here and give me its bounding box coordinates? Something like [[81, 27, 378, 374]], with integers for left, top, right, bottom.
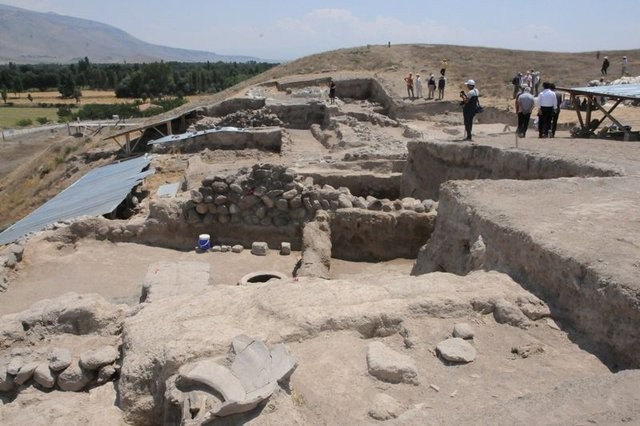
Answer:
[[601, 55, 629, 76], [404, 72, 447, 100], [402, 58, 450, 101], [511, 69, 542, 98], [514, 82, 562, 138]]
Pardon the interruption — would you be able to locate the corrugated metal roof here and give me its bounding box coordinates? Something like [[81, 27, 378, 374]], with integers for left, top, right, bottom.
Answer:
[[0, 155, 153, 246], [557, 83, 640, 100], [148, 127, 244, 146]]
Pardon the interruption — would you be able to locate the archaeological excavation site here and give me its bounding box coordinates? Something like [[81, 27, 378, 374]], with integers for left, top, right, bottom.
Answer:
[[1, 68, 639, 425]]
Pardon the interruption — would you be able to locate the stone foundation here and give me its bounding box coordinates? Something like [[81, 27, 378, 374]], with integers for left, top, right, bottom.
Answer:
[[401, 140, 621, 200]]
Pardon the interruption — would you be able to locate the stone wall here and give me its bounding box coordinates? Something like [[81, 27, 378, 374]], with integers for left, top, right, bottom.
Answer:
[[298, 171, 401, 199], [330, 208, 436, 261], [202, 97, 265, 117], [150, 128, 283, 154], [401, 140, 621, 200], [265, 101, 329, 129], [133, 164, 434, 260]]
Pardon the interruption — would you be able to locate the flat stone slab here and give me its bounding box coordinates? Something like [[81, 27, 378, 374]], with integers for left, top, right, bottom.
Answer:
[[436, 338, 477, 363], [366, 341, 419, 385]]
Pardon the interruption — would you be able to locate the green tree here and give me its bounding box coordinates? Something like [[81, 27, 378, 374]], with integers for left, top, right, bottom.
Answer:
[[58, 71, 77, 98], [1, 86, 7, 104]]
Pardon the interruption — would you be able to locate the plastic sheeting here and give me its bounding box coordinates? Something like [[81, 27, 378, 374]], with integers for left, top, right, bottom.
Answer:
[[558, 83, 640, 101], [0, 155, 153, 245]]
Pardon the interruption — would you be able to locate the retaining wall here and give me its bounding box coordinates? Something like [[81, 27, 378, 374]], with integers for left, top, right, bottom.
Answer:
[[401, 140, 621, 200]]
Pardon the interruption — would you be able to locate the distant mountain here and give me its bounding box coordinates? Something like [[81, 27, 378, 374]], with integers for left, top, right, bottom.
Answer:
[[0, 4, 270, 64]]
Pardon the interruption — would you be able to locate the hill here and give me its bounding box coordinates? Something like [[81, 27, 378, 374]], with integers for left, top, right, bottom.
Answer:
[[0, 3, 268, 64], [1, 43, 639, 229]]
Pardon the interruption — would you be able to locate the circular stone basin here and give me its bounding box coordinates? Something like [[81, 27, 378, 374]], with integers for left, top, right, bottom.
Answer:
[[237, 271, 288, 286]]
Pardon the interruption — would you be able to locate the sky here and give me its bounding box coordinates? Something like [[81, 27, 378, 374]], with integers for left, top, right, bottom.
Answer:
[[3, 0, 640, 60]]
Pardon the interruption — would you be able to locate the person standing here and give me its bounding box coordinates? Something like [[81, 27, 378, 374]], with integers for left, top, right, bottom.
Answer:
[[427, 73, 436, 99], [415, 74, 423, 98], [329, 80, 336, 104], [622, 56, 628, 76], [523, 71, 533, 89], [512, 72, 522, 99], [532, 70, 541, 96], [601, 56, 610, 75], [549, 83, 563, 138], [460, 79, 479, 141], [404, 73, 414, 99], [437, 75, 446, 100], [516, 86, 535, 137], [537, 82, 557, 138], [440, 58, 448, 76]]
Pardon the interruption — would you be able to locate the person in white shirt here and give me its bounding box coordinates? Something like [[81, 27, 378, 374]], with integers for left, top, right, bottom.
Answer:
[[415, 74, 423, 98], [537, 82, 557, 138]]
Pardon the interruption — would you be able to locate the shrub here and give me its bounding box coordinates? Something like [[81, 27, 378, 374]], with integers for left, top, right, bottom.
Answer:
[[16, 118, 33, 127], [36, 116, 49, 125]]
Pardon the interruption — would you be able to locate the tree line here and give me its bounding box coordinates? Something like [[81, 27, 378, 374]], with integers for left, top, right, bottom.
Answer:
[[0, 57, 277, 100]]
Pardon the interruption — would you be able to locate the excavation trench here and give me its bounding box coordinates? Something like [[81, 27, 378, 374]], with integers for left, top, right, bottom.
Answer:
[[66, 79, 640, 370]]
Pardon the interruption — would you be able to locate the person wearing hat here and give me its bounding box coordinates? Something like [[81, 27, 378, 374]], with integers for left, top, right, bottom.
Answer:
[[601, 56, 610, 75], [460, 79, 479, 141], [516, 86, 535, 137], [427, 73, 437, 99], [415, 73, 423, 98]]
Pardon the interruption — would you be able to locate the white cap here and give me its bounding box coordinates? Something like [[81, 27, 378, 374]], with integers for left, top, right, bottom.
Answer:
[[465, 79, 475, 86]]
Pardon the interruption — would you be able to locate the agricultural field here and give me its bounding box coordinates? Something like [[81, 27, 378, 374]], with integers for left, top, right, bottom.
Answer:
[[6, 89, 121, 105], [0, 106, 58, 128], [0, 90, 199, 129]]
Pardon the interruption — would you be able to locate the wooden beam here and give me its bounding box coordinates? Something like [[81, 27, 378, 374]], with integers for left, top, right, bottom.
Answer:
[[593, 99, 625, 129], [152, 126, 167, 138], [571, 94, 585, 130]]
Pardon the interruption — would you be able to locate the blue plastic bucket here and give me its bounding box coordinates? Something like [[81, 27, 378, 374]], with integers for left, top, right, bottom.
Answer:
[[198, 234, 211, 250]]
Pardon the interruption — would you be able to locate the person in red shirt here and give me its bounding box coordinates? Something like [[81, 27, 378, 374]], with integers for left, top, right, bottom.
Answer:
[[404, 73, 414, 99]]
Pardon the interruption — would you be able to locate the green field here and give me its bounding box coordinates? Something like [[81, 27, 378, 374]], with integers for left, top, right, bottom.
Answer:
[[0, 106, 59, 128]]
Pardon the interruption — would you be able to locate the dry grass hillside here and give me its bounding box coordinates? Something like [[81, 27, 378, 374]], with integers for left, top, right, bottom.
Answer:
[[262, 44, 640, 97], [1, 43, 639, 231]]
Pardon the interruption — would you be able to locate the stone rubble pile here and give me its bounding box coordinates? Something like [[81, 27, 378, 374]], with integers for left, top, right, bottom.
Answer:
[[184, 163, 436, 227], [0, 292, 127, 400], [0, 344, 121, 394], [0, 243, 24, 292], [212, 108, 284, 129]]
